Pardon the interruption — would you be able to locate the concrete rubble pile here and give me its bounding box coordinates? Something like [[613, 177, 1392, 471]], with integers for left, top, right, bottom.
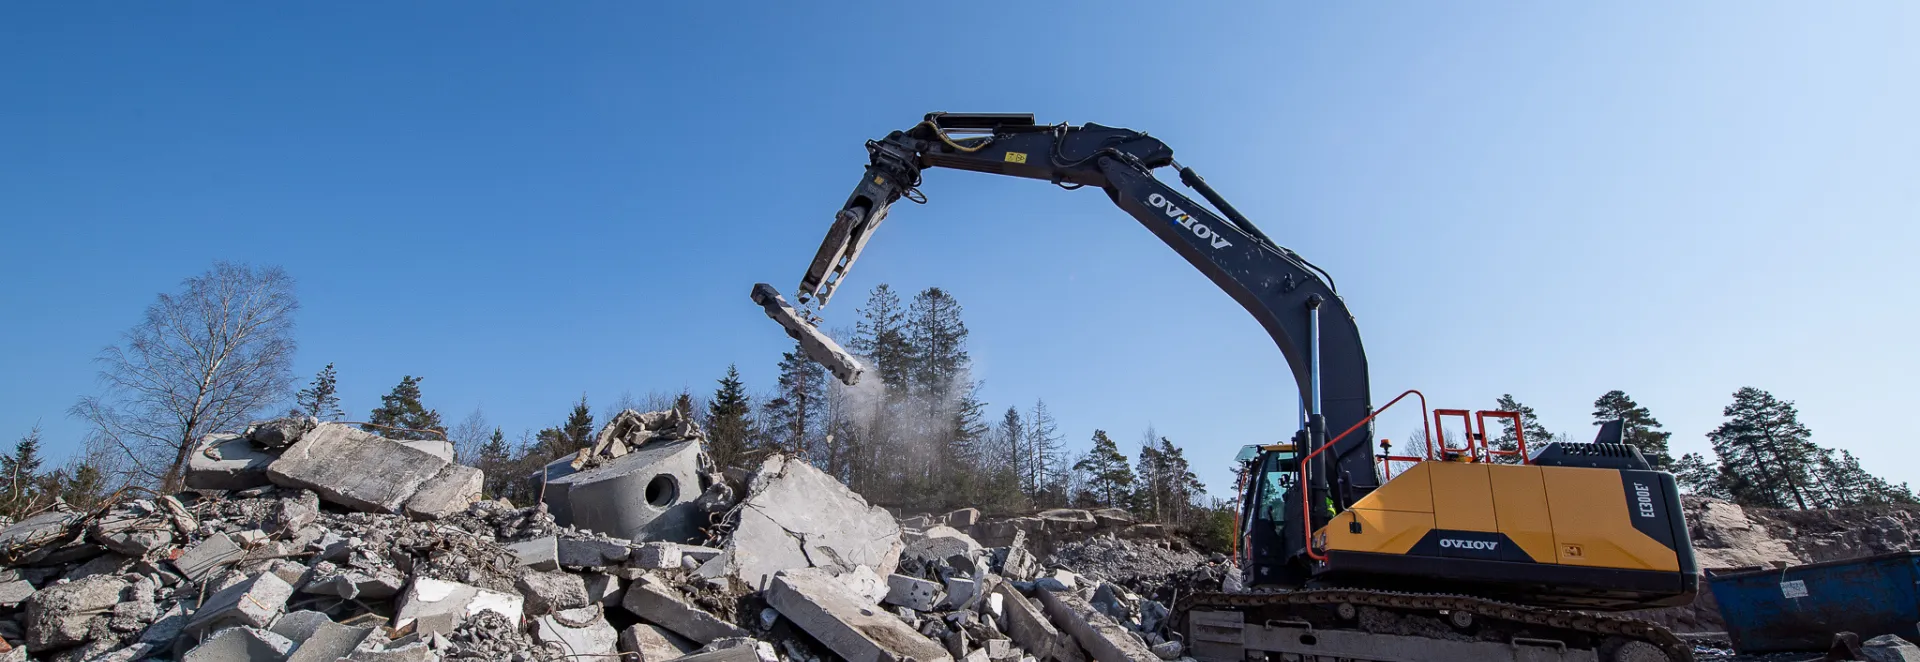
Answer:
[[0, 411, 1203, 662]]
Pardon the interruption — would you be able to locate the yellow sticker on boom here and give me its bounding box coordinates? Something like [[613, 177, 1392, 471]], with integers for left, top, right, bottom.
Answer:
[[1004, 151, 1028, 164]]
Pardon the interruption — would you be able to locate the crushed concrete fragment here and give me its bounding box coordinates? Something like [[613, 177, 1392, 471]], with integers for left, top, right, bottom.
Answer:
[[833, 564, 889, 604], [676, 638, 773, 662], [0, 577, 31, 607], [945, 508, 982, 528], [939, 576, 980, 611], [505, 536, 559, 571], [405, 464, 484, 521], [533, 605, 619, 658], [707, 455, 903, 591], [556, 537, 632, 568], [885, 573, 944, 611], [515, 570, 589, 615], [1037, 587, 1156, 662], [186, 434, 279, 490], [635, 541, 682, 569], [620, 623, 697, 661], [267, 423, 451, 514], [621, 574, 745, 644], [992, 583, 1059, 661], [394, 577, 525, 631], [183, 626, 294, 662], [186, 571, 293, 637], [767, 568, 952, 662], [582, 572, 622, 607], [24, 573, 129, 650]]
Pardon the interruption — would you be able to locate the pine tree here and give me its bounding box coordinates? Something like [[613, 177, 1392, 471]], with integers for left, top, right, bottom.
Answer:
[[707, 364, 754, 470], [1075, 430, 1135, 508], [364, 376, 445, 441], [907, 288, 969, 404], [294, 363, 344, 421], [562, 395, 594, 448], [766, 341, 828, 459], [1811, 449, 1916, 507], [1491, 394, 1553, 461], [850, 284, 913, 391], [1592, 390, 1674, 469], [1, 427, 46, 514], [1672, 452, 1729, 499], [1707, 387, 1821, 509]]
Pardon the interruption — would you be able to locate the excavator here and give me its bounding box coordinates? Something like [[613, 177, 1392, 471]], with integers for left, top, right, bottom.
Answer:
[[767, 113, 1699, 662]]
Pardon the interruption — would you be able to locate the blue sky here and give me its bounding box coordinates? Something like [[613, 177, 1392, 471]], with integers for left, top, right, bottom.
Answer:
[[4, 3, 1916, 498]]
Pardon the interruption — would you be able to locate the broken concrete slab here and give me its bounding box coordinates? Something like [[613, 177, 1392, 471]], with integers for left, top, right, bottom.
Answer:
[[1089, 508, 1133, 528], [345, 641, 437, 661], [833, 565, 889, 604], [392, 577, 524, 631], [906, 529, 982, 564], [884, 573, 943, 611], [1863, 635, 1920, 662], [677, 638, 775, 662], [634, 541, 682, 569], [403, 464, 483, 521], [538, 439, 707, 543], [285, 620, 375, 662], [583, 572, 622, 607], [1036, 509, 1097, 532], [945, 508, 982, 528], [186, 434, 279, 491], [751, 283, 867, 386], [992, 582, 1059, 662], [506, 536, 559, 571], [0, 510, 78, 551], [533, 605, 619, 658], [303, 567, 405, 601], [268, 610, 333, 644], [557, 538, 633, 568], [185, 572, 293, 637], [182, 626, 294, 662], [1036, 587, 1156, 662], [0, 577, 32, 607], [397, 438, 455, 463], [768, 568, 951, 662], [267, 423, 451, 514], [24, 574, 128, 650], [619, 623, 697, 661], [939, 576, 981, 611], [621, 573, 745, 644], [247, 417, 315, 449], [705, 455, 903, 591], [515, 570, 589, 615]]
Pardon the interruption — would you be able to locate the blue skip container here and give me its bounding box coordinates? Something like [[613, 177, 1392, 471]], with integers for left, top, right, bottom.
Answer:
[[1707, 550, 1920, 653]]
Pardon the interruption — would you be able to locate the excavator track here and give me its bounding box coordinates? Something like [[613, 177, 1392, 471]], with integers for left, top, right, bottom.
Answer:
[[1176, 588, 1691, 662]]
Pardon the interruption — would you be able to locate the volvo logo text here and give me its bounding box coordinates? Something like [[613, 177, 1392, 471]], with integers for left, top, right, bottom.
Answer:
[[1147, 193, 1233, 249], [1439, 539, 1499, 551]]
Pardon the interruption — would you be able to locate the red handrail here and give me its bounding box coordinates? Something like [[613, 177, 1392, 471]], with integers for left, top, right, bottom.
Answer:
[[1476, 410, 1529, 463], [1299, 389, 1429, 562]]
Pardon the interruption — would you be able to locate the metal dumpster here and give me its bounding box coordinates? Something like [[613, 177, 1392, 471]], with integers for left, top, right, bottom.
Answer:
[[1707, 550, 1920, 653]]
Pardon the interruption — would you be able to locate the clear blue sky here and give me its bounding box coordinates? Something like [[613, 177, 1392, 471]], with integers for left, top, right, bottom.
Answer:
[[4, 3, 1916, 498]]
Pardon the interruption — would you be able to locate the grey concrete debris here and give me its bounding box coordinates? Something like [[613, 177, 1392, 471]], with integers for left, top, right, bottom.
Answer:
[[583, 572, 622, 607], [24, 574, 129, 650], [1036, 509, 1098, 532], [679, 544, 724, 563], [268, 610, 335, 644], [767, 567, 953, 662], [635, 541, 682, 569], [0, 576, 32, 607], [267, 423, 451, 514], [940, 576, 981, 611], [1864, 634, 1920, 662], [1036, 587, 1157, 662], [901, 515, 933, 530], [677, 638, 776, 662], [249, 417, 317, 449], [992, 582, 1059, 661], [1149, 640, 1182, 660], [506, 536, 559, 571], [621, 573, 745, 644], [185, 571, 293, 637], [833, 564, 889, 604], [945, 508, 982, 528], [620, 623, 697, 661], [304, 567, 405, 601], [283, 618, 376, 662], [885, 573, 944, 611], [516, 570, 590, 615], [404, 464, 484, 521], [346, 641, 439, 661], [393, 577, 525, 632], [0, 510, 78, 551], [186, 434, 280, 490], [1089, 508, 1133, 529], [704, 455, 903, 591], [182, 626, 295, 662], [556, 537, 633, 568], [539, 438, 707, 544], [533, 605, 619, 658], [751, 283, 867, 386]]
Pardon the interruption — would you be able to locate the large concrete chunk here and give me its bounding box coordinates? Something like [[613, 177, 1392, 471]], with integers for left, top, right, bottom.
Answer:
[[516, 570, 590, 615], [284, 618, 374, 662], [751, 283, 866, 386], [507, 536, 559, 571], [403, 464, 483, 521], [186, 434, 278, 490], [538, 439, 706, 543], [1036, 587, 1156, 662], [267, 423, 450, 513], [621, 574, 744, 644], [182, 626, 294, 662], [620, 623, 697, 661], [557, 538, 633, 568], [884, 574, 943, 611], [24, 574, 128, 650], [185, 572, 293, 637], [393, 577, 524, 631], [767, 568, 951, 662], [706, 455, 903, 591], [533, 606, 619, 658]]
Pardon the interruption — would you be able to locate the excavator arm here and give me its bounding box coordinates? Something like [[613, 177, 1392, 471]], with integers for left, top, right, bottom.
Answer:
[[795, 113, 1379, 523]]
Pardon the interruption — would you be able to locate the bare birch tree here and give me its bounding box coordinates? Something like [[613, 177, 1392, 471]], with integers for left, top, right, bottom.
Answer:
[[71, 262, 298, 490]]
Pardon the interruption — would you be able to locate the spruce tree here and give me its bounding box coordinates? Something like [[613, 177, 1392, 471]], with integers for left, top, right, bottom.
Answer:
[[1, 428, 46, 513], [850, 284, 913, 390], [708, 364, 754, 470], [562, 395, 594, 447], [364, 376, 445, 441], [767, 341, 827, 459], [294, 363, 344, 421], [1075, 430, 1135, 508], [1592, 390, 1674, 469], [1707, 387, 1820, 509], [1491, 394, 1553, 461]]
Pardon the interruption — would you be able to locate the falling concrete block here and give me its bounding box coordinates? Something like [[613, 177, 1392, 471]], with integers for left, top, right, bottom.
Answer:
[[507, 536, 560, 571], [557, 538, 633, 568], [1036, 587, 1157, 662], [705, 455, 903, 591], [537, 439, 707, 543], [403, 464, 483, 521], [534, 605, 619, 658], [767, 568, 952, 662], [392, 577, 524, 631], [619, 623, 697, 661], [944, 508, 981, 528], [634, 541, 682, 569], [267, 423, 450, 514], [992, 582, 1059, 661], [884, 574, 943, 611], [182, 626, 294, 662], [621, 574, 745, 644], [516, 570, 590, 615], [185, 434, 278, 491], [24, 574, 128, 650], [185, 572, 293, 637]]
